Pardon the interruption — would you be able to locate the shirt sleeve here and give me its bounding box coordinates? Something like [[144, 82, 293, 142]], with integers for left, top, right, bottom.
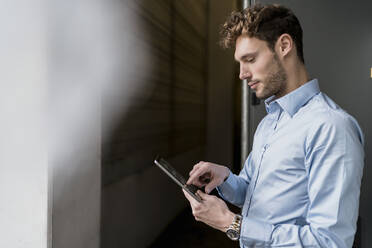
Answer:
[[239, 115, 364, 247], [216, 153, 253, 208]]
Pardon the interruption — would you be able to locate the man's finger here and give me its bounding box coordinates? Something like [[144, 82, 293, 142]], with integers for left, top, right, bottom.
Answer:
[[189, 161, 203, 176], [196, 190, 212, 199], [205, 181, 219, 194], [199, 172, 211, 184], [187, 166, 206, 185], [182, 189, 199, 207], [190, 181, 204, 188], [182, 189, 194, 203]]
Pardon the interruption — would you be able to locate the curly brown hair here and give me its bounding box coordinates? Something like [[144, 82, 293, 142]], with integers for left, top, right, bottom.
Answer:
[[220, 4, 304, 64]]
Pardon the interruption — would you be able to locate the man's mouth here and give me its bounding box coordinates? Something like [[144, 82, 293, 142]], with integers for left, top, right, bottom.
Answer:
[[248, 81, 259, 89]]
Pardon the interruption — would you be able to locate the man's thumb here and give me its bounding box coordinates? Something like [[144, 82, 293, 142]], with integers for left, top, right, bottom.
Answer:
[[205, 183, 217, 194]]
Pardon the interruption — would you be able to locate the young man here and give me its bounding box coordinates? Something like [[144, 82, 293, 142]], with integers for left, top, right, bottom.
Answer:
[[183, 4, 364, 248]]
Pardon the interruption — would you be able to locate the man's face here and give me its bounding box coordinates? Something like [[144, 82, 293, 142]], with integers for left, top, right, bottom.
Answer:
[[234, 35, 287, 99]]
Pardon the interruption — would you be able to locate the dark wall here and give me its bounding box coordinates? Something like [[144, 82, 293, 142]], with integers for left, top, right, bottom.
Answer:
[[101, 1, 211, 247]]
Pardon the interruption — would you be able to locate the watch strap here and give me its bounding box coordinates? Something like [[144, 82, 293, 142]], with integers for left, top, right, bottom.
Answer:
[[226, 214, 242, 241]]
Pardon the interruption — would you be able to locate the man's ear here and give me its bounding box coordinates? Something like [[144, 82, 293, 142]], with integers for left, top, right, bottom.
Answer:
[[275, 33, 293, 59]]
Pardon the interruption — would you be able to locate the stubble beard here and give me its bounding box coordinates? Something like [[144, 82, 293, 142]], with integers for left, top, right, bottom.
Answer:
[[256, 55, 287, 99]]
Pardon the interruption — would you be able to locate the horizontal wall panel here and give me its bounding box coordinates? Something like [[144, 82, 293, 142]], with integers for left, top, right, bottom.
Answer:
[[102, 0, 208, 185]]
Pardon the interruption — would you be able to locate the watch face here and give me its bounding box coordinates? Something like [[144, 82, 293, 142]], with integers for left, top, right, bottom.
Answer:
[[226, 229, 239, 241]]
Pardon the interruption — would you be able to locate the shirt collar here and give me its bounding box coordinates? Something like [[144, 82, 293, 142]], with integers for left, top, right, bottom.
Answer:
[[264, 79, 320, 117]]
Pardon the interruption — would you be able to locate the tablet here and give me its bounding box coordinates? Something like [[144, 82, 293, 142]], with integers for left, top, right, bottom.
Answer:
[[154, 156, 202, 203]]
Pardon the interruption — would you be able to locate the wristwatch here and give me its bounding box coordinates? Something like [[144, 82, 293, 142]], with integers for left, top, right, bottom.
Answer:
[[226, 214, 242, 241]]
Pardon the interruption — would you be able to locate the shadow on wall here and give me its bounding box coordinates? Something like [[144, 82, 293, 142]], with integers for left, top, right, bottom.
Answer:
[[101, 0, 209, 247], [49, 0, 150, 247]]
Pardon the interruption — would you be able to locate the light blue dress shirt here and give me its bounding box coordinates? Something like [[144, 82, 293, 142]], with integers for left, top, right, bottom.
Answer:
[[217, 79, 364, 248]]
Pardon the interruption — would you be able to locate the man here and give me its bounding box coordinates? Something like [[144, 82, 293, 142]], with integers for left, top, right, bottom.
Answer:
[[183, 4, 364, 248]]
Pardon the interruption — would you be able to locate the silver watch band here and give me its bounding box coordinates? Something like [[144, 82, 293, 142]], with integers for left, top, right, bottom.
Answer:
[[226, 214, 242, 241]]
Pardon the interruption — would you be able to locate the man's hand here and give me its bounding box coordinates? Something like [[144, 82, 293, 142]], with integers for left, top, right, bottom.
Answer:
[[183, 189, 235, 232], [187, 161, 229, 194]]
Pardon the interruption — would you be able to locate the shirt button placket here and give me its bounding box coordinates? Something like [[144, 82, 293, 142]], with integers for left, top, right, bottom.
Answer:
[[242, 144, 268, 217]]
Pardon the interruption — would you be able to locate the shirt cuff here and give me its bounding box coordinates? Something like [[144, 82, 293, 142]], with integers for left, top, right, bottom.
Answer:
[[216, 170, 234, 195], [240, 217, 273, 247], [216, 170, 243, 204]]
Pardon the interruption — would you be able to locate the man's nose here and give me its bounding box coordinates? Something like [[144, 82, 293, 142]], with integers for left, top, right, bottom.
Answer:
[[239, 69, 252, 80]]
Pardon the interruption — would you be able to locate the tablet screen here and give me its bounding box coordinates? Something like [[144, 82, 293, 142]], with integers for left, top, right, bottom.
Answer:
[[154, 156, 202, 202], [155, 156, 187, 185]]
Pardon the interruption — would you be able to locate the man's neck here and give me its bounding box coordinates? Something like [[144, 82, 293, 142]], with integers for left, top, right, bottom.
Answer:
[[282, 62, 309, 97]]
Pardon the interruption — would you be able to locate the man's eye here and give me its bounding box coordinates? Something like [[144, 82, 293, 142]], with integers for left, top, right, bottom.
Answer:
[[244, 58, 255, 63]]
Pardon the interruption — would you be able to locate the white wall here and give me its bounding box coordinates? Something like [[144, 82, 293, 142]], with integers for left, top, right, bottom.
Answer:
[[0, 1, 48, 247], [48, 0, 140, 247]]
